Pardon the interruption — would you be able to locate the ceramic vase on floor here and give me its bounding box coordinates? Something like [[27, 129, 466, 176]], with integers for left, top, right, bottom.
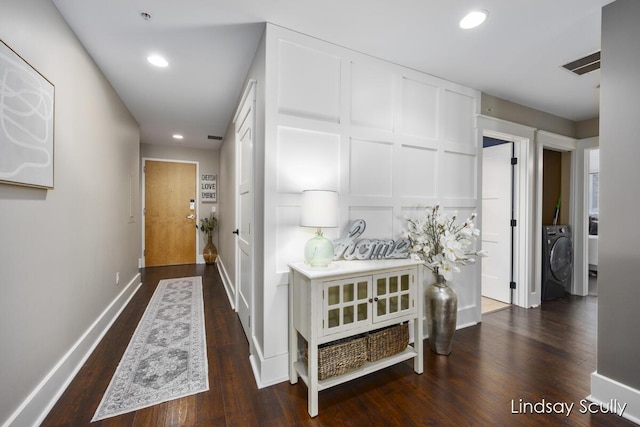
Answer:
[[203, 234, 218, 264], [425, 273, 458, 355]]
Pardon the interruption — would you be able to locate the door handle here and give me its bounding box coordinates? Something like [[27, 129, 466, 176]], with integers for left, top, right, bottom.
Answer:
[[232, 229, 239, 235], [186, 214, 196, 220]]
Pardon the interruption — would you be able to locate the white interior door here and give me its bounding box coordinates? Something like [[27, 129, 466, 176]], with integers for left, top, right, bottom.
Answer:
[[236, 82, 255, 340], [482, 142, 513, 303]]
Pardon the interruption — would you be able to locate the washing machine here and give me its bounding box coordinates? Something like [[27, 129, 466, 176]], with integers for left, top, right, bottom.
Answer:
[[542, 225, 573, 301]]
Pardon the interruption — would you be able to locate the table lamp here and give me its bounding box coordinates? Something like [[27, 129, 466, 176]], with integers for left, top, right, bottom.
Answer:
[[301, 190, 339, 267]]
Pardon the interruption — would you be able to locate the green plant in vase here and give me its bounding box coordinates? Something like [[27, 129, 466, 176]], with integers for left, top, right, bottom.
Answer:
[[199, 213, 218, 264]]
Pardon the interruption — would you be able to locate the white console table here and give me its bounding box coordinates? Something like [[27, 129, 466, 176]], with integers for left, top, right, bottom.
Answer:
[[288, 259, 424, 417]]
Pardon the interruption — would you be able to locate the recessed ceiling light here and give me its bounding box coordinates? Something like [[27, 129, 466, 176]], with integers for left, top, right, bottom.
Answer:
[[460, 10, 488, 29], [147, 54, 168, 67], [172, 134, 184, 140]]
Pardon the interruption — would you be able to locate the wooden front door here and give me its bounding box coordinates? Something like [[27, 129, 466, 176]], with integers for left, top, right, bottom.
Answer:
[[145, 160, 197, 267]]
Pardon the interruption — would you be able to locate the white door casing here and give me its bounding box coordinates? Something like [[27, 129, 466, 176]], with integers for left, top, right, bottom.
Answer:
[[575, 137, 599, 296], [482, 142, 513, 304], [478, 116, 533, 308], [235, 81, 256, 340]]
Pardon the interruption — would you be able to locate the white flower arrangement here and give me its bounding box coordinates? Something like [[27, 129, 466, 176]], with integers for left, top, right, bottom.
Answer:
[[405, 204, 488, 281]]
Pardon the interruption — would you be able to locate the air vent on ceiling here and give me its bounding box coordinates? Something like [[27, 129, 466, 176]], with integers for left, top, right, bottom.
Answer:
[[562, 51, 600, 75], [207, 135, 223, 141]]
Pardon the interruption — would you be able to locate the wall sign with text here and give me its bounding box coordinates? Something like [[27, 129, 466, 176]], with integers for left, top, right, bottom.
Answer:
[[201, 173, 217, 203], [333, 219, 410, 260]]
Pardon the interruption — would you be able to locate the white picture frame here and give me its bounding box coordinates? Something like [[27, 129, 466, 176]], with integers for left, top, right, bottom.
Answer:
[[201, 173, 217, 203], [0, 39, 55, 189]]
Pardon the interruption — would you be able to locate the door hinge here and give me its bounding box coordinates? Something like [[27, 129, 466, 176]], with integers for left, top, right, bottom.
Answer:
[[143, 165, 146, 173], [511, 219, 517, 227], [510, 281, 517, 289], [511, 157, 518, 165], [144, 249, 146, 256]]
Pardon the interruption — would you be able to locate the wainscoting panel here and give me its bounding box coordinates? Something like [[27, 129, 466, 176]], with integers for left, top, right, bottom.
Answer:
[[276, 40, 341, 123], [349, 138, 394, 197], [441, 151, 477, 199], [398, 77, 439, 141], [443, 89, 476, 147], [348, 206, 394, 239], [276, 126, 341, 193], [275, 205, 307, 274], [398, 144, 437, 198], [350, 61, 394, 131]]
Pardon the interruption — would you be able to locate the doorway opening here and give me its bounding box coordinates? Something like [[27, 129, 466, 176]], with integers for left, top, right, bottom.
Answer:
[[540, 148, 573, 302], [478, 116, 533, 310], [586, 148, 599, 296], [142, 158, 199, 267]]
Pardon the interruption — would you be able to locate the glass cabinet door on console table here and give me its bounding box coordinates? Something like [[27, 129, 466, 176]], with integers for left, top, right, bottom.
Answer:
[[288, 259, 424, 417]]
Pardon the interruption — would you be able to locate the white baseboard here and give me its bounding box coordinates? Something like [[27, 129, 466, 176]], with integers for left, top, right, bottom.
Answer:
[[216, 257, 236, 310], [249, 340, 289, 389], [3, 274, 142, 427], [589, 371, 640, 424]]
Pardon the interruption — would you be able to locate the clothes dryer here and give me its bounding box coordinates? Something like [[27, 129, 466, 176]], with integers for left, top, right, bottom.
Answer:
[[542, 225, 573, 301]]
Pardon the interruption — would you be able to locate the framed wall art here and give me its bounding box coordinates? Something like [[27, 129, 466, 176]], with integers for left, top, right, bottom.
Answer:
[[0, 39, 55, 189]]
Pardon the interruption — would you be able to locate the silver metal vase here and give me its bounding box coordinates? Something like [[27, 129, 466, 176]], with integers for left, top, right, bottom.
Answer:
[[425, 273, 458, 355]]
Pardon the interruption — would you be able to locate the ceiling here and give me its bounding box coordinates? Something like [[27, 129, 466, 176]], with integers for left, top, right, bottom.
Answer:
[[51, 0, 613, 150]]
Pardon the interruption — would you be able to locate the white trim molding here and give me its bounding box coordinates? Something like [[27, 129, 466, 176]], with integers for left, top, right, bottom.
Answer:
[[574, 137, 599, 297], [589, 371, 640, 424], [477, 115, 535, 308], [216, 256, 237, 310], [249, 344, 289, 389]]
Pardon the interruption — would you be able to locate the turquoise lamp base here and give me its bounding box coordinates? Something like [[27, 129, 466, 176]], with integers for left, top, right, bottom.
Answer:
[[304, 230, 334, 267]]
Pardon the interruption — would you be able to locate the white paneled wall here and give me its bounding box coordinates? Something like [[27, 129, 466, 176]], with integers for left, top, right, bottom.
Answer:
[[257, 24, 481, 386]]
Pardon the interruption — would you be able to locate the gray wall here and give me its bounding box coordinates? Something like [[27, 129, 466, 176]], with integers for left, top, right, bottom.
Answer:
[[481, 93, 577, 137], [482, 94, 601, 140], [598, 0, 640, 390], [0, 0, 141, 424], [576, 117, 600, 140]]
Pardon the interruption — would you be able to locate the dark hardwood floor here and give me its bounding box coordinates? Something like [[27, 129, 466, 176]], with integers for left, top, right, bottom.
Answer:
[[42, 265, 634, 426]]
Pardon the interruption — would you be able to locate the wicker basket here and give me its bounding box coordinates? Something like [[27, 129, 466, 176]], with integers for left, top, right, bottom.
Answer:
[[305, 336, 367, 380], [366, 323, 409, 362]]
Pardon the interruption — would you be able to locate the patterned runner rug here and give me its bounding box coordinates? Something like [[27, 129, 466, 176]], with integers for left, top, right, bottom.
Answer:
[[92, 276, 209, 421]]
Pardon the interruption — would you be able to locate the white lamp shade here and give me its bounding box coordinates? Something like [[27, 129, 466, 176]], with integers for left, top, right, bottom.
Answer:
[[301, 190, 338, 228]]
